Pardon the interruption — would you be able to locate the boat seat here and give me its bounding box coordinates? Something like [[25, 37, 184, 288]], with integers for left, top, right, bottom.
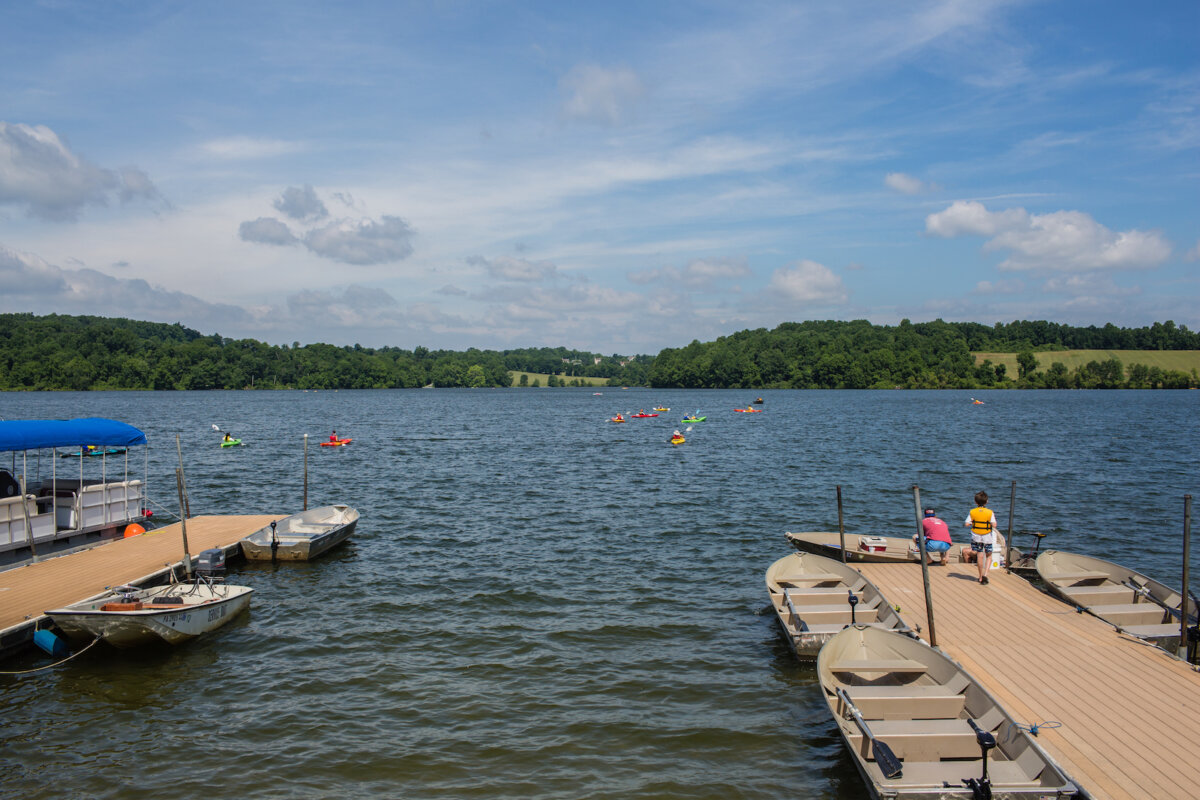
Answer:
[[865, 759, 1047, 788], [845, 685, 966, 720], [1089, 603, 1170, 625], [780, 572, 845, 583], [829, 659, 927, 675], [848, 718, 979, 760], [1050, 571, 1110, 584], [1121, 623, 1186, 639], [777, 585, 865, 601], [800, 621, 898, 635], [1060, 584, 1134, 606], [792, 606, 881, 625]]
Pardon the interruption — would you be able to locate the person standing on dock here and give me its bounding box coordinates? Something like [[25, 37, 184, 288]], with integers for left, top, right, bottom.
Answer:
[[964, 491, 999, 584]]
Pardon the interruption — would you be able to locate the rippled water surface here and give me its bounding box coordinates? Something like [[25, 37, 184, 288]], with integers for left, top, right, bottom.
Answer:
[[2, 389, 1197, 799]]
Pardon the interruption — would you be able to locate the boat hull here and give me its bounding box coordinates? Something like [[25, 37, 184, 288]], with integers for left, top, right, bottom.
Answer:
[[241, 505, 359, 561], [47, 583, 253, 648], [766, 551, 911, 660], [817, 626, 1078, 799], [1037, 549, 1194, 651]]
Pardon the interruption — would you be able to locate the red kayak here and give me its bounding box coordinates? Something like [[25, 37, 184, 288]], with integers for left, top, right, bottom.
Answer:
[[320, 438, 353, 447], [630, 413, 659, 418]]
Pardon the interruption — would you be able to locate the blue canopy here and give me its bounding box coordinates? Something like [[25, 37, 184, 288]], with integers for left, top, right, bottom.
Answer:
[[0, 418, 147, 452]]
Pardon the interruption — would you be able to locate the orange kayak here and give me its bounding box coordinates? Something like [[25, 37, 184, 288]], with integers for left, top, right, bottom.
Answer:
[[320, 438, 353, 447]]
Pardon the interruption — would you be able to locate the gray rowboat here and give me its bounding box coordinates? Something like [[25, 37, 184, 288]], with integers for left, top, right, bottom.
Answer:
[[241, 504, 359, 561]]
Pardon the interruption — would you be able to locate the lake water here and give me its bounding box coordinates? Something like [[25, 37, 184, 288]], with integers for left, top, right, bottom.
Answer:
[[2, 389, 1197, 799]]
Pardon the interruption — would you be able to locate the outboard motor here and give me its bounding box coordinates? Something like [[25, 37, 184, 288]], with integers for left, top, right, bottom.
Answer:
[[196, 548, 226, 578], [963, 718, 996, 800]]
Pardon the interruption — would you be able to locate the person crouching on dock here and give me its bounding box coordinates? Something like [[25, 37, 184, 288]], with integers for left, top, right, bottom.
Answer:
[[913, 508, 952, 565]]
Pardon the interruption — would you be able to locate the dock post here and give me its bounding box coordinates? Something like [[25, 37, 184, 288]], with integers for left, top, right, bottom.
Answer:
[[175, 468, 193, 579], [303, 434, 309, 511], [1006, 480, 1016, 573], [18, 474, 37, 559], [912, 485, 938, 647], [1181, 494, 1192, 661], [836, 486, 846, 563]]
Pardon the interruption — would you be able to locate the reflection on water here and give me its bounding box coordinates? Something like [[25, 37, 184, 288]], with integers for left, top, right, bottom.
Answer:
[[1, 389, 1196, 799]]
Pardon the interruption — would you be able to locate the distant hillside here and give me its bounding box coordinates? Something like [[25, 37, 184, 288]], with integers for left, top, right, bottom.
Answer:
[[974, 350, 1200, 377]]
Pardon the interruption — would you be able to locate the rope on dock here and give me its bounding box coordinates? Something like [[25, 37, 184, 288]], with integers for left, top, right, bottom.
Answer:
[[0, 635, 103, 676]]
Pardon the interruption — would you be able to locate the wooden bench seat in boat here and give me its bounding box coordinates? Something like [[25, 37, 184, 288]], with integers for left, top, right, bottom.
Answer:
[[1121, 623, 1187, 639], [776, 580, 867, 596], [788, 604, 881, 625], [1060, 583, 1134, 606], [863, 759, 1048, 789], [801, 621, 895, 636], [845, 685, 966, 720], [776, 572, 845, 584], [1049, 570, 1110, 584], [848, 718, 980, 760], [1088, 603, 1170, 625], [829, 659, 927, 675]]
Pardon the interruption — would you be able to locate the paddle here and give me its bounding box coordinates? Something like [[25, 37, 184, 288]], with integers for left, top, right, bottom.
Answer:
[[1124, 579, 1186, 620], [835, 687, 903, 779]]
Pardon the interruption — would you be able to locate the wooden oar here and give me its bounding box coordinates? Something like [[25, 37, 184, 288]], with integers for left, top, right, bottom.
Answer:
[[1124, 579, 1197, 623], [835, 687, 903, 778]]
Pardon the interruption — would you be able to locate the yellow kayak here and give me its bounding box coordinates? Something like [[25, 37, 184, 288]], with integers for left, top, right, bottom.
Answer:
[[670, 435, 685, 445]]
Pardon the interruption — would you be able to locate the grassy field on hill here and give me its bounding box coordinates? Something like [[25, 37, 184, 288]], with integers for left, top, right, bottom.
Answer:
[[973, 350, 1200, 376], [509, 371, 611, 387]]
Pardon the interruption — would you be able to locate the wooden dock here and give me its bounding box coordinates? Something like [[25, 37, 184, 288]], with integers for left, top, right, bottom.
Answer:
[[0, 514, 279, 654], [856, 560, 1200, 800]]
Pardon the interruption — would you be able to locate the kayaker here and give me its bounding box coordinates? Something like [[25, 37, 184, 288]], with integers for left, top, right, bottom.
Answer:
[[963, 491, 999, 584], [912, 508, 951, 565], [223, 432, 233, 443], [673, 429, 682, 438], [330, 430, 338, 442]]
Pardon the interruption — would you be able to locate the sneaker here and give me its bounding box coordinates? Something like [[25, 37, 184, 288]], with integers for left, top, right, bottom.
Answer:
[[981, 576, 989, 585]]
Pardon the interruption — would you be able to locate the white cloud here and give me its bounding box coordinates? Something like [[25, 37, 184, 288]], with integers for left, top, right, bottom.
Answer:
[[560, 64, 646, 125], [766, 260, 848, 304], [470, 255, 559, 282], [302, 216, 415, 265], [239, 217, 298, 246], [198, 136, 307, 160], [628, 257, 751, 287], [0, 122, 162, 221], [973, 278, 1025, 295], [274, 185, 328, 221], [926, 201, 1171, 271], [926, 200, 1028, 237], [884, 172, 928, 195], [1186, 239, 1200, 261]]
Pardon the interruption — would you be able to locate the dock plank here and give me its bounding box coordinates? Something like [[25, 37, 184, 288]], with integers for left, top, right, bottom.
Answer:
[[0, 515, 280, 633], [857, 561, 1200, 800]]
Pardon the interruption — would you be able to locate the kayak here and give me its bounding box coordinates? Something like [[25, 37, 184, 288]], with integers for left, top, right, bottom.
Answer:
[[60, 447, 128, 458], [670, 435, 685, 445], [220, 439, 243, 447], [681, 416, 706, 423], [320, 438, 353, 447], [734, 408, 763, 413], [653, 407, 669, 412], [610, 417, 627, 423], [630, 413, 659, 418]]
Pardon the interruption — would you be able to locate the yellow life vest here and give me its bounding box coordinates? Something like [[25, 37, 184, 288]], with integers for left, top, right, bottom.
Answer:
[[969, 506, 993, 535]]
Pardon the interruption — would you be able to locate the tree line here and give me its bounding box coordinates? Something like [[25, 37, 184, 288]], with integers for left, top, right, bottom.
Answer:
[[1, 313, 1195, 391], [0, 314, 645, 390], [647, 319, 1199, 389]]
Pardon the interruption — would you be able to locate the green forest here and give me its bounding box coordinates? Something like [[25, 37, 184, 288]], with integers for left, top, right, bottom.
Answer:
[[1, 313, 1196, 391]]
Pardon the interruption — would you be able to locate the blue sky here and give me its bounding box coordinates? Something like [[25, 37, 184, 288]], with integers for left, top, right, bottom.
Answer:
[[1, 0, 1196, 353]]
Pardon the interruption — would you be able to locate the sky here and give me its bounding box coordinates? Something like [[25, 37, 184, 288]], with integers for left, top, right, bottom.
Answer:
[[1, 0, 1196, 354]]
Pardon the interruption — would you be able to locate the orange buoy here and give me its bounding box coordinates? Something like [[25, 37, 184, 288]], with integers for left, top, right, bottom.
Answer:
[[124, 523, 146, 538]]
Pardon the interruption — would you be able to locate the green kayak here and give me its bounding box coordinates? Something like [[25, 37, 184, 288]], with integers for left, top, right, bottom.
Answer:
[[681, 416, 706, 423], [220, 439, 243, 447]]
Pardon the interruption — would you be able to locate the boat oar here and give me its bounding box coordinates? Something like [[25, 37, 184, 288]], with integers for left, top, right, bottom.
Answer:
[[835, 687, 903, 779], [1123, 579, 1187, 621]]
